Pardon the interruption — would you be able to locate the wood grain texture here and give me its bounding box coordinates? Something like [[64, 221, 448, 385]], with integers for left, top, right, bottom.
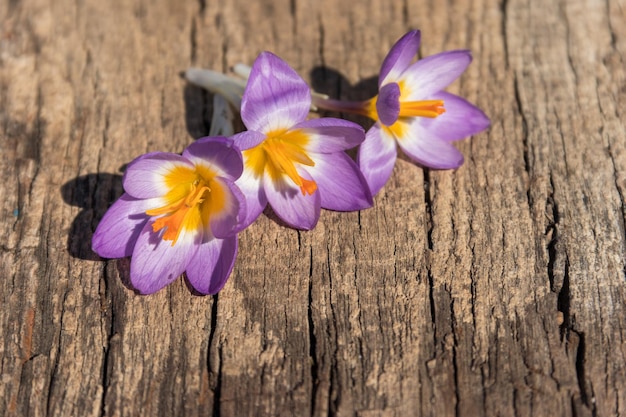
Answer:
[[1, 0, 625, 416]]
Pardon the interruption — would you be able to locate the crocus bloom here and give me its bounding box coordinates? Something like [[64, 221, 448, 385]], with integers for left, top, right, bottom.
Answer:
[[313, 30, 490, 196], [92, 137, 245, 295], [232, 51, 373, 230]]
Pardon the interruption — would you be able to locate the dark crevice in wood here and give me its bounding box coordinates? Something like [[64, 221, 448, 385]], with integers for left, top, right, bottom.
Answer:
[[190, 18, 197, 64], [500, 0, 510, 68], [557, 258, 570, 340], [546, 174, 559, 292], [423, 169, 437, 346], [307, 246, 318, 417], [469, 242, 479, 347], [208, 296, 221, 417], [289, 0, 296, 37], [101, 108, 110, 150], [450, 300, 461, 417], [99, 270, 114, 417], [401, 0, 408, 26], [28, 82, 44, 171], [558, 260, 594, 412], [326, 247, 340, 416], [573, 330, 591, 412], [513, 74, 531, 208], [423, 170, 433, 251], [605, 0, 618, 52], [198, 0, 206, 15]]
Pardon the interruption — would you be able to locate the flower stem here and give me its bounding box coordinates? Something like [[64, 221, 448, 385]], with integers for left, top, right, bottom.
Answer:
[[311, 94, 375, 119]]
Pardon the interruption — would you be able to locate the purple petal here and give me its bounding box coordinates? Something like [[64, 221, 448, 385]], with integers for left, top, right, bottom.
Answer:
[[241, 52, 311, 133], [183, 136, 243, 180], [307, 152, 373, 211], [208, 176, 246, 238], [402, 50, 472, 99], [377, 83, 401, 126], [292, 118, 365, 153], [396, 120, 465, 169], [263, 169, 321, 230], [130, 221, 201, 294], [418, 91, 490, 141], [92, 193, 154, 258], [123, 153, 194, 199], [186, 236, 238, 295], [235, 167, 268, 229], [231, 130, 267, 151], [357, 124, 398, 196], [379, 30, 421, 86]]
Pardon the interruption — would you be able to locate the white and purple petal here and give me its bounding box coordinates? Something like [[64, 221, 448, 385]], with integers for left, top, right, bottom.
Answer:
[[208, 176, 246, 238], [308, 152, 373, 211], [92, 193, 156, 259], [186, 236, 238, 295], [292, 118, 365, 153], [234, 167, 268, 230], [417, 91, 490, 142], [396, 119, 465, 169], [241, 52, 311, 133], [357, 123, 398, 196], [123, 153, 194, 199], [379, 30, 421, 86], [402, 50, 472, 100], [264, 169, 320, 230], [130, 221, 202, 294]]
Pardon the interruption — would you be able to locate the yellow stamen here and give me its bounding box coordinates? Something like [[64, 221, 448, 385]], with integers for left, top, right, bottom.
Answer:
[[146, 179, 212, 246], [244, 129, 318, 196]]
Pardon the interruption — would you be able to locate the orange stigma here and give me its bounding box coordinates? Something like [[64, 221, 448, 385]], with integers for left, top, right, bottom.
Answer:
[[399, 99, 446, 118]]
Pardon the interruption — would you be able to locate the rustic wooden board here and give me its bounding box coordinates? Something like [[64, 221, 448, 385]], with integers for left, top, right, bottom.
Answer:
[[1, 0, 625, 416]]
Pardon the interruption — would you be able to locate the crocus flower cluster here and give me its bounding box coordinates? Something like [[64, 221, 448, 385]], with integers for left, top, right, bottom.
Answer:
[[93, 30, 490, 295]]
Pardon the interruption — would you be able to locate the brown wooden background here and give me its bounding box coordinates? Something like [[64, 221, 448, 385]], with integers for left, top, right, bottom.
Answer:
[[1, 0, 625, 416]]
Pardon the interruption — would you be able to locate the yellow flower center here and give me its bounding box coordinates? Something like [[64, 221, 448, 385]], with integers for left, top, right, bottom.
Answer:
[[145, 165, 223, 246], [244, 129, 317, 196], [363, 81, 446, 123]]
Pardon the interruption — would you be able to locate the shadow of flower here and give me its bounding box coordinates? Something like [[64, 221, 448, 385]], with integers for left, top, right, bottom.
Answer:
[[60, 173, 123, 260]]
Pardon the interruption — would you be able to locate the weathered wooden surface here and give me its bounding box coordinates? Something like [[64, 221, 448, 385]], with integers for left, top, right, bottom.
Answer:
[[1, 0, 625, 415]]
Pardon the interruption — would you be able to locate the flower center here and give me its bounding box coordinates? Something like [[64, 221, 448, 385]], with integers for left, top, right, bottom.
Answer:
[[245, 129, 318, 196], [145, 178, 211, 245]]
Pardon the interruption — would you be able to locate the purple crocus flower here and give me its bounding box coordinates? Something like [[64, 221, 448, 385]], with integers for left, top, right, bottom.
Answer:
[[92, 137, 245, 295], [313, 30, 490, 196], [233, 52, 373, 230]]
